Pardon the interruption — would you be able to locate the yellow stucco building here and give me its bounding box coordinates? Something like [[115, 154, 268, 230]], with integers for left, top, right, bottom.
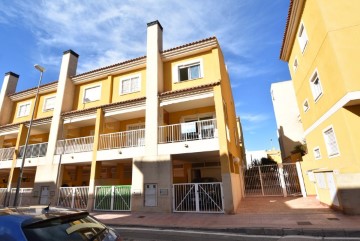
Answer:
[[280, 0, 360, 214], [0, 21, 245, 214]]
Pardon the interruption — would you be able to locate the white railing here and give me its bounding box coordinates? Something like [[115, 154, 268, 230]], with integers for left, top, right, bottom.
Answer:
[[99, 129, 145, 150], [56, 136, 94, 154], [158, 119, 217, 143], [18, 142, 48, 158], [9, 188, 33, 206], [58, 186, 89, 209], [0, 188, 6, 206], [0, 147, 15, 161]]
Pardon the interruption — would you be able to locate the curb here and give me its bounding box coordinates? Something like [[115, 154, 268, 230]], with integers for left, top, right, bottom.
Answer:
[[103, 224, 360, 238]]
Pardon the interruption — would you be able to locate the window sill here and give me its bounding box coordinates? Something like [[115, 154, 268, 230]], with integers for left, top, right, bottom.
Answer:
[[83, 99, 100, 104], [119, 90, 141, 96], [174, 77, 203, 83]]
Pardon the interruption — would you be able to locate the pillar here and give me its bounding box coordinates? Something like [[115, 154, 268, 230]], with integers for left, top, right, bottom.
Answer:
[[0, 72, 19, 125]]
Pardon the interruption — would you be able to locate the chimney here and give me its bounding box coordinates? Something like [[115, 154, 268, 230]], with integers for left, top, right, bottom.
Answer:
[[0, 72, 19, 125], [145, 20, 164, 155]]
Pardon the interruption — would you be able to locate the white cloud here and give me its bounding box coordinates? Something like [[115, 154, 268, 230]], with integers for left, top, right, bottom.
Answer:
[[0, 0, 284, 76], [240, 113, 269, 123]]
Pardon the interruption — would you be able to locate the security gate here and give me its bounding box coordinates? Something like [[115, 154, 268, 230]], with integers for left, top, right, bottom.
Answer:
[[173, 183, 224, 213], [94, 185, 131, 211], [244, 163, 301, 197], [58, 187, 89, 209]]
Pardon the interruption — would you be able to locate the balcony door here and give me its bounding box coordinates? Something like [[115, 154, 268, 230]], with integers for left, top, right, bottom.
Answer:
[[126, 123, 145, 147]]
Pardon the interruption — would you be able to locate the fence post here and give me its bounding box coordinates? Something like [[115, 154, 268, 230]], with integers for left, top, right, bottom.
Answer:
[[296, 162, 307, 197], [71, 187, 75, 208], [278, 164, 287, 197], [258, 166, 264, 196], [111, 186, 115, 211]]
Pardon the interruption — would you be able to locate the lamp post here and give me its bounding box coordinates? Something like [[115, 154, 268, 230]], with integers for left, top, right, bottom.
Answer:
[[13, 64, 45, 207]]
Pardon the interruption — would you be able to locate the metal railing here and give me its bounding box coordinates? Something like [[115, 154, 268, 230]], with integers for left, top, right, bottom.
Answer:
[[0, 188, 6, 206], [9, 188, 33, 206], [158, 119, 217, 143], [56, 136, 94, 154], [18, 142, 48, 158], [58, 186, 89, 209], [0, 147, 15, 161], [99, 129, 145, 150]]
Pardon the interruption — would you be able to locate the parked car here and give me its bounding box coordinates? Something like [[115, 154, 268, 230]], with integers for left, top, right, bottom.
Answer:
[[0, 207, 122, 241]]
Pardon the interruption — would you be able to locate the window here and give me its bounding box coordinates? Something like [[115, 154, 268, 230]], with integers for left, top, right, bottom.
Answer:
[[43, 96, 56, 112], [298, 23, 308, 53], [293, 58, 298, 72], [120, 75, 140, 94], [18, 102, 31, 117], [83, 85, 101, 103], [179, 63, 200, 81], [313, 147, 321, 159], [173, 58, 203, 83], [323, 126, 340, 157], [303, 99, 309, 112], [310, 70, 323, 101]]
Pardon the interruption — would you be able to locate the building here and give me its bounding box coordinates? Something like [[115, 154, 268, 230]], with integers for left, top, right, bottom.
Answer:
[[0, 21, 244, 214], [271, 80, 305, 162], [280, 0, 360, 214]]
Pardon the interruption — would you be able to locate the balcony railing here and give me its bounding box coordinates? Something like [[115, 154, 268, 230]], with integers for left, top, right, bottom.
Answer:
[[99, 129, 145, 150], [0, 147, 15, 161], [158, 119, 217, 144], [18, 142, 48, 158], [56, 136, 94, 154]]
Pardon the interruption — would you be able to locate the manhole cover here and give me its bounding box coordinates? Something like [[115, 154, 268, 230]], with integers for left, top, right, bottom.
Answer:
[[327, 218, 340, 221], [297, 221, 312, 225], [137, 216, 145, 218]]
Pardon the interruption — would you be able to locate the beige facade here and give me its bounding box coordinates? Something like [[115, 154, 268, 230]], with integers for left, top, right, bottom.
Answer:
[[280, 0, 360, 214], [0, 21, 244, 214]]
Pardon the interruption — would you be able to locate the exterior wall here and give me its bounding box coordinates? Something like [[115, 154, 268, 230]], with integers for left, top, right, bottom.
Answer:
[[11, 98, 36, 123], [112, 68, 147, 103], [35, 92, 56, 119], [271, 81, 304, 159], [281, 0, 360, 214], [163, 49, 221, 92]]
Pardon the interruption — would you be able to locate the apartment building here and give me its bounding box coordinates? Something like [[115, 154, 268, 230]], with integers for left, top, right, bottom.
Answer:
[[271, 80, 305, 162], [0, 21, 244, 214], [280, 0, 360, 214]]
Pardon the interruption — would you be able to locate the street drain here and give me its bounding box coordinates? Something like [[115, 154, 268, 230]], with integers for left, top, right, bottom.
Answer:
[[327, 218, 340, 221], [297, 221, 312, 225], [138, 216, 145, 218]]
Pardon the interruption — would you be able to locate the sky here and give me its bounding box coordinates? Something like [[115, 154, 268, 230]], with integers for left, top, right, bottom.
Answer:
[[0, 0, 291, 151]]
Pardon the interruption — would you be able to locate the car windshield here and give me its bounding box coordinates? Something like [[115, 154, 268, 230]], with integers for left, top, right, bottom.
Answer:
[[22, 212, 119, 241]]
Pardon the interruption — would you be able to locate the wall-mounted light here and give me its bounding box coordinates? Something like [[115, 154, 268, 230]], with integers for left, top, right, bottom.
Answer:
[[71, 156, 74, 159], [184, 144, 188, 148], [118, 150, 122, 154]]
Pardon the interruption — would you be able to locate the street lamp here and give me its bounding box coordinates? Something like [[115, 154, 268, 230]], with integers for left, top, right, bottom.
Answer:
[[13, 64, 45, 207]]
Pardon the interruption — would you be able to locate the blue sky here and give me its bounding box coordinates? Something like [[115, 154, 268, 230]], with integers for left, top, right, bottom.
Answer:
[[0, 0, 290, 151]]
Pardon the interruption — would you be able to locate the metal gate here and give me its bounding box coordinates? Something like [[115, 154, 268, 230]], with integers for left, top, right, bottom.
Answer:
[[94, 185, 131, 211], [173, 183, 224, 213], [58, 187, 89, 209], [0, 188, 6, 206], [243, 163, 301, 197]]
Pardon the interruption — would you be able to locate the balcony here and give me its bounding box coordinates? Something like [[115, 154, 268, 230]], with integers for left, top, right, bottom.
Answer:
[[18, 142, 48, 158], [56, 136, 94, 154], [0, 147, 15, 161], [158, 119, 217, 143], [99, 129, 145, 150]]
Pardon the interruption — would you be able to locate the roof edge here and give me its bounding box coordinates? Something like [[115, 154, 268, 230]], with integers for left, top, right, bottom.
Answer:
[[280, 0, 306, 61]]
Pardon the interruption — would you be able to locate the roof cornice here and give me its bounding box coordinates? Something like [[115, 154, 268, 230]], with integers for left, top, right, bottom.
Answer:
[[280, 0, 306, 61], [161, 37, 218, 62], [72, 57, 147, 85], [9, 81, 58, 101]]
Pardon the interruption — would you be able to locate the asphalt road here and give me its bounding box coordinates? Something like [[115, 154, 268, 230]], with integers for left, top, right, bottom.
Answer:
[[113, 227, 360, 241]]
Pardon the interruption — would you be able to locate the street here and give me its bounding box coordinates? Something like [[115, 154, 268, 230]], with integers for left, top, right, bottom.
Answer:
[[114, 227, 360, 241]]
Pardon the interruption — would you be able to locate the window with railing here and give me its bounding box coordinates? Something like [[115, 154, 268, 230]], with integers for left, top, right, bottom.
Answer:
[[158, 119, 217, 143]]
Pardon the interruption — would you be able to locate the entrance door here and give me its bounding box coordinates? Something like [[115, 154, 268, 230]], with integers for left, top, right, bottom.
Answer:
[[39, 186, 50, 205]]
